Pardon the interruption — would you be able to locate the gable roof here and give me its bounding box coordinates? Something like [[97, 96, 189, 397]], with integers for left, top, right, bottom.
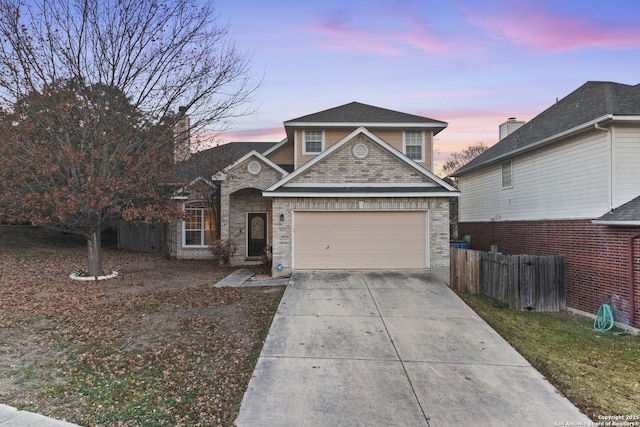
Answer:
[[264, 127, 458, 197], [452, 81, 640, 176], [593, 195, 640, 226], [214, 149, 288, 179], [175, 141, 277, 181], [283, 101, 447, 142]]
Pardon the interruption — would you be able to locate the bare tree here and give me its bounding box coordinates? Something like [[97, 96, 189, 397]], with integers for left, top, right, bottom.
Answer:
[[440, 142, 488, 178], [0, 0, 257, 276]]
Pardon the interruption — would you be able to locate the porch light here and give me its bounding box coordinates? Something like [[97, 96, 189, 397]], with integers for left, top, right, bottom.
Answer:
[[280, 213, 285, 222]]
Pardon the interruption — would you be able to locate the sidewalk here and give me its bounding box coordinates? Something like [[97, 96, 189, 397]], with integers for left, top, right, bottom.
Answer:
[[0, 405, 79, 426]]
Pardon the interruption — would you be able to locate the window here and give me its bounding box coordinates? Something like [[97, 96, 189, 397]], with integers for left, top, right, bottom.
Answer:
[[183, 203, 216, 246], [304, 130, 323, 154], [404, 131, 424, 161], [501, 161, 513, 188]]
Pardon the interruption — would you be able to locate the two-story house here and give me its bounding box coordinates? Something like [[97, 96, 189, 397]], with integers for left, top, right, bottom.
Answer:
[[172, 102, 459, 279], [451, 81, 640, 328]]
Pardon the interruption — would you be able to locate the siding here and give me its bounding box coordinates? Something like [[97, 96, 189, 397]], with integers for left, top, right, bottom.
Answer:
[[613, 125, 640, 207], [266, 141, 294, 166], [459, 131, 609, 222]]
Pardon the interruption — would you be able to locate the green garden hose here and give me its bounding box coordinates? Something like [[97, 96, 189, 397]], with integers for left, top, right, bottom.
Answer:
[[594, 304, 615, 332]]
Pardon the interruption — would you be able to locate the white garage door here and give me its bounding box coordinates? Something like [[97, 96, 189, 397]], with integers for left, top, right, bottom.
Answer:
[[294, 211, 428, 270]]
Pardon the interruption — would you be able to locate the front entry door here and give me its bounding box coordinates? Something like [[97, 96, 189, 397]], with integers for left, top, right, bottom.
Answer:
[[247, 213, 267, 257]]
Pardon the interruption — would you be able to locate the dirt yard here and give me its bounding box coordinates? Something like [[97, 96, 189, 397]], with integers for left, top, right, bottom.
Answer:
[[0, 225, 283, 426]]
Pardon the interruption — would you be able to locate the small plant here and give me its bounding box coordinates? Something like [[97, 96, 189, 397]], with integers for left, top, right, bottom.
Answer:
[[74, 268, 88, 277], [262, 245, 273, 268], [210, 239, 236, 266]]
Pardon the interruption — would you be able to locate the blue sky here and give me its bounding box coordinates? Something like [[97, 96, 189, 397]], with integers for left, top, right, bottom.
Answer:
[[214, 0, 640, 170]]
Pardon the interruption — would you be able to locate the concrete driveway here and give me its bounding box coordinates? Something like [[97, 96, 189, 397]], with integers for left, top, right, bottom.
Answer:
[[235, 270, 590, 426]]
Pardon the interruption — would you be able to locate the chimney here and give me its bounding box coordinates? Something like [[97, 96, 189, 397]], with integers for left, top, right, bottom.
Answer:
[[174, 106, 191, 163], [499, 117, 525, 140]]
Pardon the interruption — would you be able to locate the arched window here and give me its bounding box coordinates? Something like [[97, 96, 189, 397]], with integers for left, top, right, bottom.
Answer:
[[183, 203, 216, 246]]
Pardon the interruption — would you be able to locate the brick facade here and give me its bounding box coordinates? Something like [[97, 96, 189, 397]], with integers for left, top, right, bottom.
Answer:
[[459, 220, 640, 328], [271, 197, 450, 277], [291, 135, 429, 184]]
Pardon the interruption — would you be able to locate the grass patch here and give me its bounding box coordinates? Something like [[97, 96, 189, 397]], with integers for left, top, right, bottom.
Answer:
[[458, 292, 640, 420], [0, 225, 283, 426]]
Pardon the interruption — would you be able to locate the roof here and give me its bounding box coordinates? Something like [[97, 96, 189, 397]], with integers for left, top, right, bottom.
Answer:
[[453, 81, 640, 176], [175, 141, 277, 181], [283, 102, 447, 141], [593, 195, 640, 226]]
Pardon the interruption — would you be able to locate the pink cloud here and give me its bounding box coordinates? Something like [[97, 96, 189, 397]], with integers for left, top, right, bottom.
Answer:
[[430, 109, 538, 171], [306, 21, 404, 56], [303, 14, 452, 57], [218, 127, 286, 143], [468, 8, 640, 52]]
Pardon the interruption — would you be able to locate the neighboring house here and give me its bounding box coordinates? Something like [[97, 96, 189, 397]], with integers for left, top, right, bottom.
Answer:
[[173, 102, 459, 279], [451, 81, 640, 328]]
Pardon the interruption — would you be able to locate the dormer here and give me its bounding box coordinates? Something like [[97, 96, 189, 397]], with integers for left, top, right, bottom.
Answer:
[[283, 102, 447, 171]]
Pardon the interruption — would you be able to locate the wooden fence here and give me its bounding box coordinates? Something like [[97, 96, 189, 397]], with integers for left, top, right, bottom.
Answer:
[[450, 247, 481, 294], [118, 221, 163, 254], [450, 248, 566, 312]]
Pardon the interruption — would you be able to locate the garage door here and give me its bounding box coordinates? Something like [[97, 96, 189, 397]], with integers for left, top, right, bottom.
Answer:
[[294, 211, 428, 270]]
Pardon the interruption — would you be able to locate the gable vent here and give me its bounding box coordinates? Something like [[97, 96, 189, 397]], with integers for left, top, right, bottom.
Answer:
[[247, 161, 261, 175], [353, 142, 369, 159]]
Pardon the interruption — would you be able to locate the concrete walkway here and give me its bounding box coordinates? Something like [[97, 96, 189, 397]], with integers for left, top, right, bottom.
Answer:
[[235, 270, 591, 426], [0, 404, 79, 426]]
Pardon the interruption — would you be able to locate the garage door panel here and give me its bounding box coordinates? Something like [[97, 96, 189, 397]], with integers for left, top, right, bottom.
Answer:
[[294, 211, 427, 270]]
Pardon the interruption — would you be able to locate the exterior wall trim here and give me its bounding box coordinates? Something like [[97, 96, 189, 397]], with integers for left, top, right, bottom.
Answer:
[[264, 191, 459, 198]]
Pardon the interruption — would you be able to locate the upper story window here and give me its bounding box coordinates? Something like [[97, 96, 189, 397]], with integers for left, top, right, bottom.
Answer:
[[303, 130, 323, 154], [501, 160, 513, 188], [183, 203, 216, 247], [403, 131, 424, 162]]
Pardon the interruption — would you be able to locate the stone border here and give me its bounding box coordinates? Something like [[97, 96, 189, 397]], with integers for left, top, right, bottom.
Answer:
[[69, 271, 119, 281]]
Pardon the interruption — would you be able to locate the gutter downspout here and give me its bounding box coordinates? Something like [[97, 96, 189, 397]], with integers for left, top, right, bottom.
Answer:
[[629, 233, 640, 327], [594, 123, 613, 210]]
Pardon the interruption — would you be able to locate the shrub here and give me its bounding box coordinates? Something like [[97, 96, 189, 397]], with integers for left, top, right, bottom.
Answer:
[[210, 239, 236, 266]]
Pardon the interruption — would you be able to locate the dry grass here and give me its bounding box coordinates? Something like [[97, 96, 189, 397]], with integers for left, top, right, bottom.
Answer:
[[0, 225, 283, 426], [459, 292, 640, 421]]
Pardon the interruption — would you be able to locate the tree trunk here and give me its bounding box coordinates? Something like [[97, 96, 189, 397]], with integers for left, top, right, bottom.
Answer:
[[87, 227, 104, 277]]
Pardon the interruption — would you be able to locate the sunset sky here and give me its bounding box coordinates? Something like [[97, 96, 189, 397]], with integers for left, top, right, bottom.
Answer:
[[213, 0, 640, 172]]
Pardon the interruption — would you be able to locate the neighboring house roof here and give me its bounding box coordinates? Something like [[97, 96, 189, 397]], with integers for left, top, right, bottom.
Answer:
[[283, 101, 448, 142], [593, 196, 640, 226], [452, 81, 640, 176], [212, 150, 289, 180], [264, 127, 459, 198], [175, 141, 277, 181]]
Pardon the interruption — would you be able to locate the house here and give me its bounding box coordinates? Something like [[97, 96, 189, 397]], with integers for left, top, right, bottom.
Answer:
[[451, 81, 640, 328], [172, 102, 459, 280]]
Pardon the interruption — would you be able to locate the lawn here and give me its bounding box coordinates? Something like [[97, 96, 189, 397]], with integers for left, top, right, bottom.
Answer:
[[458, 292, 640, 421], [0, 225, 284, 426]]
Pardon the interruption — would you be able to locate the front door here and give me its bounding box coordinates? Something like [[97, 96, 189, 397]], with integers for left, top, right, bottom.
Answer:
[[247, 213, 267, 257]]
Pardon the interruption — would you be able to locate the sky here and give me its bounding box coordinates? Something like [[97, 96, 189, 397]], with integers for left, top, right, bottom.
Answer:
[[212, 0, 640, 172]]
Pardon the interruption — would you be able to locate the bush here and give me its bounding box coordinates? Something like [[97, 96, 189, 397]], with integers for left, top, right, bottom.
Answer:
[[210, 239, 236, 266]]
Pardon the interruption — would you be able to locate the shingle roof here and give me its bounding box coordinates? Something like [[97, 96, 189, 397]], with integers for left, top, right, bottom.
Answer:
[[452, 81, 640, 176], [175, 141, 277, 181], [595, 196, 640, 224], [285, 101, 447, 132]]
